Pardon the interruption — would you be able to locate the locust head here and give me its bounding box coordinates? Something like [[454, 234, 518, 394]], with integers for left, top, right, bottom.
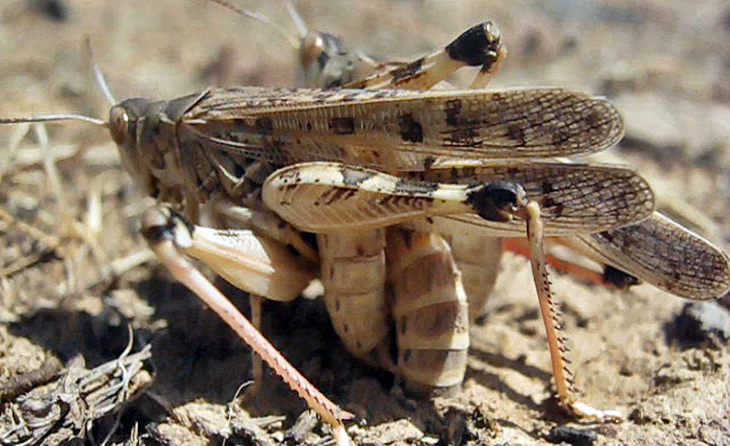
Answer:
[[108, 98, 159, 199], [107, 97, 189, 202], [297, 31, 355, 89]]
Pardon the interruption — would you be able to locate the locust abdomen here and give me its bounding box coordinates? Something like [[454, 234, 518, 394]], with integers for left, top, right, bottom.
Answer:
[[386, 228, 469, 396], [318, 230, 390, 359]]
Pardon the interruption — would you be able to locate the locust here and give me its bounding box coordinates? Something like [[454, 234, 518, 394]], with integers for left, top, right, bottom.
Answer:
[[2, 3, 730, 444]]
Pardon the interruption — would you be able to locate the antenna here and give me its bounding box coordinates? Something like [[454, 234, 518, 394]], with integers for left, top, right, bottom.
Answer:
[[0, 115, 107, 127], [204, 0, 301, 49], [284, 1, 308, 40], [83, 37, 117, 106]]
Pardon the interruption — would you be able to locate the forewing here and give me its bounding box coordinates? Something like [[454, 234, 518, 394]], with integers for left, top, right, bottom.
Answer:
[[569, 213, 730, 300], [180, 87, 624, 171]]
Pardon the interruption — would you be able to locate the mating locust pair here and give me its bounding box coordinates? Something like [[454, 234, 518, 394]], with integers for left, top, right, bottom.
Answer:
[[2, 2, 730, 444]]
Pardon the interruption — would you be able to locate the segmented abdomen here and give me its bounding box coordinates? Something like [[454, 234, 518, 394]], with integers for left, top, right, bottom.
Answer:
[[386, 228, 470, 396], [318, 230, 391, 360]]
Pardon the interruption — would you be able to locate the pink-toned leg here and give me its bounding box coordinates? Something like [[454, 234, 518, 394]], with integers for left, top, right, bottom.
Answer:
[[525, 202, 622, 421], [503, 237, 611, 288], [140, 206, 353, 444]]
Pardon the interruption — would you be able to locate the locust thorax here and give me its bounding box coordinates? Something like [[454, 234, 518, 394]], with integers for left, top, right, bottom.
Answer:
[[108, 97, 190, 203]]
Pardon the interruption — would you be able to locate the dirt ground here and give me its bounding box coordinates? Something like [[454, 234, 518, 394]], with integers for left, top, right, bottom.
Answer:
[[1, 0, 730, 445]]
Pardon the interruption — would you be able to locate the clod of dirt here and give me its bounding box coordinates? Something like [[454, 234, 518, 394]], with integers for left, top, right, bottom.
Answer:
[[672, 301, 730, 343], [30, 0, 69, 22], [546, 425, 598, 446]]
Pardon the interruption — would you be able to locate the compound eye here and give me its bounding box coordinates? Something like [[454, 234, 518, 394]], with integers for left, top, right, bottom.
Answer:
[[109, 106, 129, 146], [300, 32, 325, 68]]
